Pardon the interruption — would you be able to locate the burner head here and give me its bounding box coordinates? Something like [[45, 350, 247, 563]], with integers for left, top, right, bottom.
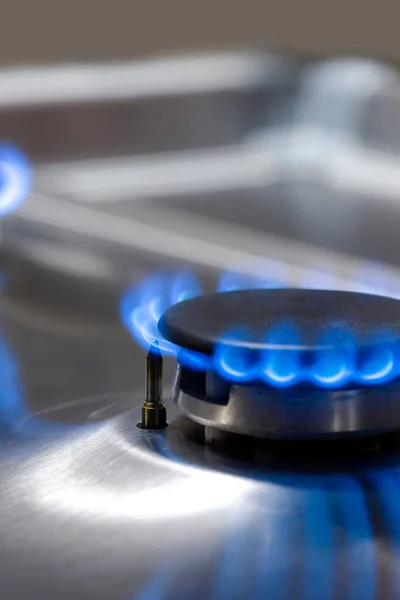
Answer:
[[158, 289, 400, 439], [159, 288, 400, 354]]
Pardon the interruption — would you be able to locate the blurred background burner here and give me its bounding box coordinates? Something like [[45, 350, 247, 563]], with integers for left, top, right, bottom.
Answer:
[[159, 289, 400, 438], [5, 52, 400, 325]]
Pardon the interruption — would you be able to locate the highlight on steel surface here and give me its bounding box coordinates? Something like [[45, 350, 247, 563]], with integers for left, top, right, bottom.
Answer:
[[0, 144, 30, 217]]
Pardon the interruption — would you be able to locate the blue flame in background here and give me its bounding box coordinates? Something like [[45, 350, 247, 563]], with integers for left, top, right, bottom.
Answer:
[[0, 333, 28, 429], [120, 269, 400, 389], [0, 145, 31, 217]]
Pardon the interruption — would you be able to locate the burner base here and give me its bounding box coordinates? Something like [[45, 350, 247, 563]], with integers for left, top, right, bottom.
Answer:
[[173, 369, 400, 438]]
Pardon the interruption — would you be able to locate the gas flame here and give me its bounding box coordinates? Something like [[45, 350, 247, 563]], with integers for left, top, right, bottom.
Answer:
[[0, 145, 30, 216], [120, 269, 279, 356], [120, 269, 400, 388], [120, 271, 201, 355], [213, 325, 400, 388]]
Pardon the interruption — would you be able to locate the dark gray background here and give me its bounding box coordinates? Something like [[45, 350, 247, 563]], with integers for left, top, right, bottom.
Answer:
[[1, 0, 399, 66]]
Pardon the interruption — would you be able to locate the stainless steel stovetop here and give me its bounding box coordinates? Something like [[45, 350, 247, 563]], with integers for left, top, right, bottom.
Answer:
[[1, 52, 400, 600]]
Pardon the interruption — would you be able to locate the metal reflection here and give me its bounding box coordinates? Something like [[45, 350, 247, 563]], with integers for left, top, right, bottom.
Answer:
[[303, 486, 334, 600], [132, 563, 178, 600], [364, 472, 400, 599], [141, 440, 400, 600], [334, 477, 375, 600]]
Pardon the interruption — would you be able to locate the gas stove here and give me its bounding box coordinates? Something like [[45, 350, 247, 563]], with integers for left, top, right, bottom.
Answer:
[[3, 276, 400, 600], [2, 52, 400, 600]]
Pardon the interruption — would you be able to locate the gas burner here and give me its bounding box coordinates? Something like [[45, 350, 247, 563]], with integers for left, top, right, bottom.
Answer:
[[156, 288, 400, 439]]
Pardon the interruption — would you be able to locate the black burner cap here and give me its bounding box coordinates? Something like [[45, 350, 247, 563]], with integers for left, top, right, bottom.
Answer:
[[158, 289, 400, 354]]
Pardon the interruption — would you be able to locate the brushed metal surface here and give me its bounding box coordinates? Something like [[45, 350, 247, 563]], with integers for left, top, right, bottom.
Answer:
[[0, 291, 399, 599], [1, 385, 400, 599]]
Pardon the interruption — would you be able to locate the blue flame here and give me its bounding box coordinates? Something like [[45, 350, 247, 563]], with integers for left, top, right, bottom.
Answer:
[[213, 324, 400, 389], [0, 145, 30, 217], [121, 270, 400, 388], [214, 328, 259, 384], [357, 331, 399, 384], [121, 269, 287, 355], [261, 323, 302, 387], [121, 270, 203, 355], [120, 272, 189, 355], [177, 347, 211, 371], [310, 328, 355, 388]]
